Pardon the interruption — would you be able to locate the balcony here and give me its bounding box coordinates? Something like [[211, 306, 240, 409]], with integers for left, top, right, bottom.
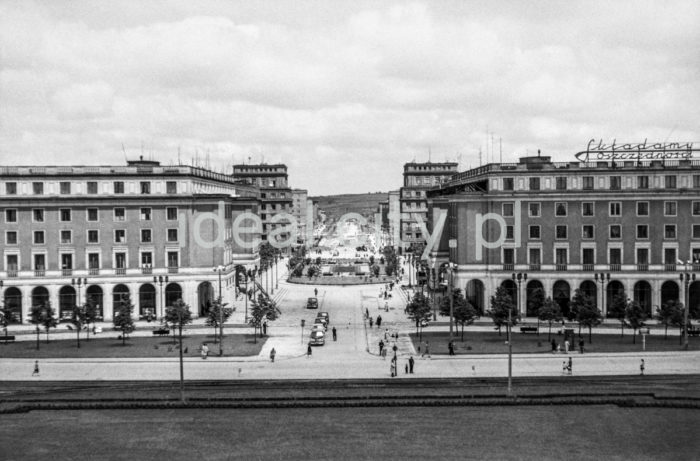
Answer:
[[582, 264, 594, 271], [141, 266, 153, 275], [694, 264, 700, 272], [610, 264, 622, 272], [7, 270, 18, 278], [637, 264, 649, 272], [34, 269, 45, 277], [168, 266, 179, 274], [503, 264, 514, 271], [115, 268, 127, 276], [664, 264, 677, 272], [528, 264, 541, 272], [88, 268, 100, 276], [555, 264, 567, 271], [62, 269, 73, 276]]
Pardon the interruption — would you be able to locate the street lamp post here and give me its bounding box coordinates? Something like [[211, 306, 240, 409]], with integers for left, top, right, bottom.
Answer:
[[510, 272, 527, 396], [595, 273, 610, 317], [213, 265, 225, 356], [245, 269, 250, 323], [153, 275, 168, 321], [71, 277, 87, 307], [275, 254, 279, 290], [680, 264, 696, 350]]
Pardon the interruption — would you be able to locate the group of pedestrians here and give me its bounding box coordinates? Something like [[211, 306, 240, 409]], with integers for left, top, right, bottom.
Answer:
[[550, 337, 585, 354]]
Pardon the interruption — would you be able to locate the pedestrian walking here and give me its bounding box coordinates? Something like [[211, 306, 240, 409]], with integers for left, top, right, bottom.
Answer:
[[408, 356, 414, 373], [640, 359, 645, 376], [332, 326, 337, 341], [405, 363, 409, 374], [564, 340, 570, 354], [262, 321, 267, 336], [270, 347, 276, 363], [568, 357, 573, 375], [390, 360, 396, 377], [365, 308, 369, 319], [551, 339, 557, 353], [314, 288, 318, 297], [422, 341, 430, 358], [32, 360, 40, 377], [448, 341, 455, 356], [384, 328, 388, 340], [306, 344, 312, 358], [201, 343, 209, 359], [562, 361, 568, 375], [369, 316, 373, 327], [376, 315, 382, 328], [578, 338, 584, 354], [379, 340, 384, 356], [384, 301, 388, 311]]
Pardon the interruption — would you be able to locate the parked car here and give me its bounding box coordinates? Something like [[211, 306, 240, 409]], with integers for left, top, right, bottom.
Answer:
[[306, 297, 318, 309], [309, 330, 325, 346], [314, 317, 328, 330], [317, 312, 330, 324]]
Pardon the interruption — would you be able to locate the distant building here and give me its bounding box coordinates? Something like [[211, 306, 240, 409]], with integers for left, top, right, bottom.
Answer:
[[400, 162, 459, 253], [388, 190, 401, 250], [292, 188, 309, 245]]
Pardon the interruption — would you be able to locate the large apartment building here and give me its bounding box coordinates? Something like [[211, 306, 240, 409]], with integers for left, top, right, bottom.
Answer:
[[427, 153, 700, 319], [0, 159, 260, 323], [400, 162, 458, 253]]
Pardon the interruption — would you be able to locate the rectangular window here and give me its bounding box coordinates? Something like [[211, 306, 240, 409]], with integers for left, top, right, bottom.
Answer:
[[141, 229, 152, 243], [694, 175, 700, 188], [692, 202, 700, 216], [140, 208, 152, 221], [638, 176, 649, 189], [528, 203, 541, 217], [637, 248, 649, 265], [529, 177, 540, 191], [115, 252, 127, 269], [33, 209, 44, 222], [61, 253, 73, 270], [665, 225, 676, 239], [166, 181, 177, 194], [34, 254, 46, 270], [529, 225, 541, 240], [694, 225, 700, 239], [166, 207, 177, 220], [140, 182, 151, 194], [609, 248, 622, 265], [664, 201, 677, 216], [114, 208, 126, 221], [87, 230, 99, 243], [609, 202, 621, 216], [59, 208, 71, 222], [87, 208, 99, 221], [637, 225, 648, 239], [555, 248, 567, 265], [582, 202, 594, 217], [34, 231, 45, 245], [503, 178, 514, 191], [555, 177, 567, 190], [555, 225, 568, 239], [582, 176, 594, 190], [167, 251, 179, 268], [6, 231, 18, 245], [664, 248, 676, 265], [665, 175, 677, 189], [114, 181, 124, 194], [167, 229, 178, 242], [32, 182, 44, 195], [88, 253, 100, 269], [693, 249, 700, 265], [87, 181, 98, 194], [610, 225, 621, 239], [506, 225, 514, 240], [582, 225, 594, 239], [7, 254, 18, 271], [114, 229, 126, 243], [60, 182, 71, 194], [609, 176, 621, 190], [555, 202, 567, 217], [637, 202, 649, 216], [582, 248, 595, 265], [60, 230, 71, 244], [5, 182, 17, 195], [502, 203, 514, 217], [503, 248, 514, 265], [529, 248, 541, 265], [5, 209, 17, 223], [141, 252, 153, 267]]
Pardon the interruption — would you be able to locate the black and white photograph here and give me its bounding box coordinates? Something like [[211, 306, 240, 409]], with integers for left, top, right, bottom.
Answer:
[[0, 1, 699, 459]]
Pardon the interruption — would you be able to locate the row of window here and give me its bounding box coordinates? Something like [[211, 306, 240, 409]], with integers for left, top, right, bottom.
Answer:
[[4, 251, 180, 271], [3, 207, 179, 223], [5, 228, 179, 245], [503, 174, 697, 191], [4, 181, 179, 196], [501, 201, 700, 218], [508, 223, 693, 241], [502, 247, 700, 266]]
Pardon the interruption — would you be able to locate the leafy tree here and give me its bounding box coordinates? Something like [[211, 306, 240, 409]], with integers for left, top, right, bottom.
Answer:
[[655, 301, 680, 339], [607, 293, 628, 338], [570, 289, 602, 343], [372, 265, 380, 277], [380, 256, 385, 265], [439, 289, 478, 341], [625, 299, 647, 344], [248, 294, 281, 343], [205, 297, 234, 344], [537, 297, 563, 341], [315, 256, 322, 265], [369, 255, 375, 265], [29, 302, 57, 346], [526, 287, 545, 318], [164, 299, 193, 403], [488, 286, 519, 336], [69, 304, 89, 348], [112, 295, 135, 346], [306, 265, 320, 278], [667, 299, 687, 345], [0, 303, 12, 342], [406, 292, 432, 341]]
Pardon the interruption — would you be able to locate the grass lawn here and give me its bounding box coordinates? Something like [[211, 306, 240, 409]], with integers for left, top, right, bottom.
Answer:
[[410, 329, 700, 355], [0, 333, 266, 358], [1, 406, 697, 460]]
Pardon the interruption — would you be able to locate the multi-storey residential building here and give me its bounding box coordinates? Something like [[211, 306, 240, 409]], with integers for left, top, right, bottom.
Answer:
[[232, 164, 293, 251], [400, 162, 458, 253], [0, 159, 260, 323], [427, 154, 700, 319], [388, 190, 401, 250], [291, 188, 309, 245]]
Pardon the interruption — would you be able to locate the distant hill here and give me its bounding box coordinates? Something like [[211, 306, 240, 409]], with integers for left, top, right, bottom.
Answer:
[[310, 192, 389, 220]]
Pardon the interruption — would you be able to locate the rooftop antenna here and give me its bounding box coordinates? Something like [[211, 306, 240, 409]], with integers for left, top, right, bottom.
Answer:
[[500, 138, 503, 163], [428, 146, 432, 163], [121, 143, 127, 162], [178, 146, 181, 165]]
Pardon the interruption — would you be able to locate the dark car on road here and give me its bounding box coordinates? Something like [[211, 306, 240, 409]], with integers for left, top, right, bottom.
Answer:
[[306, 297, 318, 309]]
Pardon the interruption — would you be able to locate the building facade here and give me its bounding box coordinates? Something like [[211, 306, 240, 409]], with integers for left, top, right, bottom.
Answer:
[[427, 155, 700, 319], [0, 159, 261, 323], [400, 162, 458, 253], [291, 188, 310, 246]]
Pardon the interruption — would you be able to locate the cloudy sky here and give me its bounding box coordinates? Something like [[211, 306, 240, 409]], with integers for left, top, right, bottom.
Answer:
[[1, 1, 698, 195]]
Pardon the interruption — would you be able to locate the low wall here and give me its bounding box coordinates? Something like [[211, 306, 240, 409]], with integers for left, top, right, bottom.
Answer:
[[287, 275, 395, 286]]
